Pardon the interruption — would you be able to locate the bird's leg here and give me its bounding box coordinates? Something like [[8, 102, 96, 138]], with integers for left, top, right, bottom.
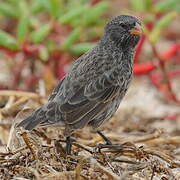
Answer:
[[65, 136, 74, 155], [97, 130, 112, 145], [95, 131, 113, 152]]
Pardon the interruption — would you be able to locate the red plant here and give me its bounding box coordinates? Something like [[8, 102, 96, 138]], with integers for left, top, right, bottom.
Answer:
[[133, 23, 179, 103]]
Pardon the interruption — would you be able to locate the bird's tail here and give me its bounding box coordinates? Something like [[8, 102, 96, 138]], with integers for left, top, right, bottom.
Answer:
[[16, 107, 45, 131]]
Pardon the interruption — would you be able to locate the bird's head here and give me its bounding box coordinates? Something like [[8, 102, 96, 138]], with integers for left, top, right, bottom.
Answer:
[[104, 15, 142, 49]]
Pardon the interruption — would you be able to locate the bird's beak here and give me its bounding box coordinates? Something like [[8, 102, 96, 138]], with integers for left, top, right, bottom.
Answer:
[[130, 23, 142, 35]]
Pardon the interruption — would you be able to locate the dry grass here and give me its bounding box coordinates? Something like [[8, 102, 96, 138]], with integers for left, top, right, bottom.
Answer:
[[0, 79, 180, 180]]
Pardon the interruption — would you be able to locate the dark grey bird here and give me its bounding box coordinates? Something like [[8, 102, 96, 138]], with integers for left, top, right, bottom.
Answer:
[[17, 15, 142, 154]]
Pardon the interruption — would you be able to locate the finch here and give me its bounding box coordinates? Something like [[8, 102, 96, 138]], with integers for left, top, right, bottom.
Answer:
[[17, 15, 142, 153]]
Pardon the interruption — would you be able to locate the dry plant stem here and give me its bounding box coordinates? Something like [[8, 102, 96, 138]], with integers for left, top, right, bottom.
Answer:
[[40, 171, 75, 179], [4, 96, 15, 108], [113, 157, 141, 164], [132, 129, 163, 143], [0, 151, 13, 156], [7, 123, 15, 149], [0, 122, 11, 127], [75, 157, 89, 180], [96, 142, 136, 153], [84, 157, 120, 180], [151, 45, 179, 103], [57, 139, 94, 154], [10, 97, 28, 107], [33, 129, 52, 144], [150, 166, 155, 180], [12, 146, 27, 154], [72, 142, 94, 154], [0, 112, 3, 121], [93, 159, 120, 180], [99, 144, 180, 168], [21, 132, 37, 160], [0, 90, 40, 99], [145, 136, 180, 145], [0, 159, 17, 164], [143, 148, 180, 168], [126, 162, 149, 172], [0, 97, 28, 115]]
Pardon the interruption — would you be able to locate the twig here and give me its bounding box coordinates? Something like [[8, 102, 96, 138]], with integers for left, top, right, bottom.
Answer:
[[112, 157, 140, 164], [12, 146, 27, 154], [143, 148, 180, 168], [40, 171, 75, 179], [72, 142, 94, 154], [145, 136, 180, 145], [132, 129, 163, 143], [33, 129, 52, 144], [0, 97, 28, 116], [150, 165, 155, 180], [4, 96, 15, 108], [75, 157, 89, 180], [21, 132, 37, 160], [0, 90, 42, 99], [57, 139, 94, 154], [127, 162, 149, 172], [90, 158, 120, 180]]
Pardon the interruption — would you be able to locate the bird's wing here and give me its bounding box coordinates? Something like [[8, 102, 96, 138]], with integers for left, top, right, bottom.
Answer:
[[46, 47, 123, 129], [53, 48, 124, 127], [60, 72, 121, 125], [48, 77, 65, 101]]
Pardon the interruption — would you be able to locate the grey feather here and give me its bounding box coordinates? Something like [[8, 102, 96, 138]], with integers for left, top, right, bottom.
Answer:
[[17, 15, 141, 137]]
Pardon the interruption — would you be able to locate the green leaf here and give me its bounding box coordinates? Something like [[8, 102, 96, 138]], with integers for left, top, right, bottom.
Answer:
[[173, 5, 180, 11], [155, 0, 180, 12], [0, 2, 18, 17], [66, 0, 86, 10], [82, 1, 110, 26], [42, 0, 62, 18], [29, 17, 40, 28], [7, 0, 19, 5], [31, 0, 45, 14], [56, 0, 66, 17], [48, 0, 59, 18], [61, 27, 81, 50], [0, 30, 18, 50], [31, 23, 52, 43], [18, 0, 29, 16], [59, 6, 87, 24], [39, 46, 49, 61], [144, 0, 153, 11], [16, 0, 30, 41], [16, 16, 29, 43], [149, 12, 177, 44], [70, 43, 96, 54], [130, 0, 145, 12]]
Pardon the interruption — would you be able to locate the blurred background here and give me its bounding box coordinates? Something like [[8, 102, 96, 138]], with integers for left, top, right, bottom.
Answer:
[[0, 0, 179, 102], [0, 1, 180, 179]]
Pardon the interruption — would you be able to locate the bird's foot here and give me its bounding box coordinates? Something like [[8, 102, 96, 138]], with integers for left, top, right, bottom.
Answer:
[[95, 142, 113, 152], [64, 136, 76, 155]]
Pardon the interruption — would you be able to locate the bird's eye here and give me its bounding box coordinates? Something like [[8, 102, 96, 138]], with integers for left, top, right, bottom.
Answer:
[[120, 23, 127, 29], [133, 22, 136, 26]]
